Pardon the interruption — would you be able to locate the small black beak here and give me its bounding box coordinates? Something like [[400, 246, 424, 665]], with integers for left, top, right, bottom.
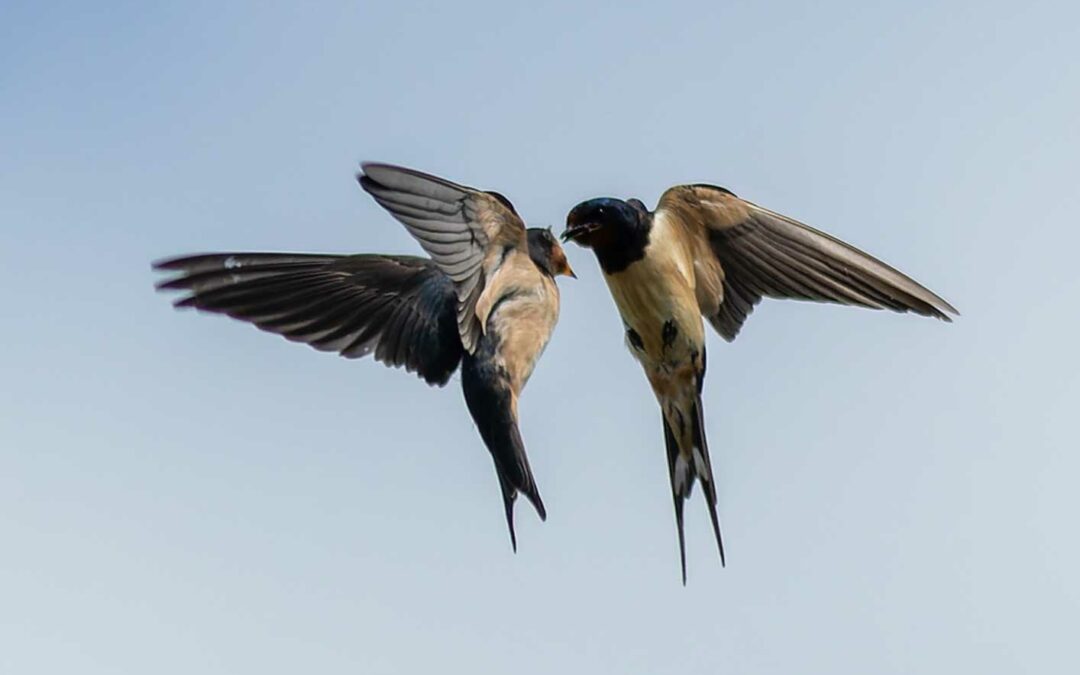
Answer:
[[560, 222, 595, 243]]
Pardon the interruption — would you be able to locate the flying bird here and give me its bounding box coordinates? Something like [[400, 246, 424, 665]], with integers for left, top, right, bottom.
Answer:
[[562, 183, 957, 582], [155, 163, 575, 549]]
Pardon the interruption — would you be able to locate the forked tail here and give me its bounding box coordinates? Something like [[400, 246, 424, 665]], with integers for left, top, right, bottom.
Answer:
[[662, 390, 725, 584], [461, 352, 546, 551]]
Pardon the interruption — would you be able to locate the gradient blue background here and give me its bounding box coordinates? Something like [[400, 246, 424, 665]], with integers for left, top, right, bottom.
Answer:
[[3, 1, 1077, 672]]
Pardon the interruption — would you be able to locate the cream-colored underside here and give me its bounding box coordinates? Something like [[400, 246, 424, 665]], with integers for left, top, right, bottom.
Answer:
[[602, 211, 719, 456], [479, 251, 560, 398]]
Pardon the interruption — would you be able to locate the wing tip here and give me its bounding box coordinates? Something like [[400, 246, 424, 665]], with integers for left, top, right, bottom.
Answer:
[[356, 172, 378, 195], [358, 161, 467, 194], [358, 160, 397, 180], [922, 298, 959, 323], [152, 254, 195, 272]]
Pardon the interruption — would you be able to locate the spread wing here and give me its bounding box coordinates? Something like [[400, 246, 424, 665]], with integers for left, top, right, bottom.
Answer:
[[657, 185, 959, 341], [358, 163, 528, 353], [154, 253, 463, 386]]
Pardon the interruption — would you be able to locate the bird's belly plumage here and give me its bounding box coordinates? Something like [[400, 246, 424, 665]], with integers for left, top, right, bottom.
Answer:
[[486, 273, 560, 395], [603, 225, 705, 385]]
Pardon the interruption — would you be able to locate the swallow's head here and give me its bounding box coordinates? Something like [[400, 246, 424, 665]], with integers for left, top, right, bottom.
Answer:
[[527, 227, 576, 279], [561, 198, 648, 249], [561, 198, 651, 274]]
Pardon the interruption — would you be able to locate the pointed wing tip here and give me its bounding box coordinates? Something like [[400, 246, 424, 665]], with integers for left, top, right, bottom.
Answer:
[[356, 173, 376, 193], [356, 162, 402, 193], [359, 162, 449, 189], [358, 160, 390, 175], [152, 256, 189, 272], [926, 293, 959, 320], [926, 302, 959, 323], [152, 252, 229, 271], [155, 274, 199, 292]]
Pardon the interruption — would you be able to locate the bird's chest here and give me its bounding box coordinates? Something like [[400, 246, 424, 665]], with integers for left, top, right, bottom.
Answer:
[[486, 273, 560, 393], [603, 240, 704, 377]]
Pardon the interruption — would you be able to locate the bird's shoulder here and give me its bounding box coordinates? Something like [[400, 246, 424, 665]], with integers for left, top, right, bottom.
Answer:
[[654, 185, 749, 317], [469, 191, 528, 251], [656, 183, 752, 236]]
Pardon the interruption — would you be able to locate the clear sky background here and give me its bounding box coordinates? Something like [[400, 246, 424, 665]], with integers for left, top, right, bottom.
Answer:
[[2, 1, 1077, 673]]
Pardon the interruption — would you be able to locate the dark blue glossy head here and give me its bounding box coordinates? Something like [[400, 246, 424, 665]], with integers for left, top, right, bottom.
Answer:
[[562, 198, 641, 243], [561, 198, 651, 274]]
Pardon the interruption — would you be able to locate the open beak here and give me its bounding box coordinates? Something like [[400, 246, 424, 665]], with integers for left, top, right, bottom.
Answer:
[[560, 222, 597, 244]]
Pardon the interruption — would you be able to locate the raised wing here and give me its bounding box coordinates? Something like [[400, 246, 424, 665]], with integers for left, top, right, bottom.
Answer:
[[358, 163, 528, 353], [657, 185, 959, 341], [154, 253, 463, 385]]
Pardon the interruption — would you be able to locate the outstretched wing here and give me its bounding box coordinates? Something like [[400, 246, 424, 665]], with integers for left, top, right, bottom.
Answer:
[[154, 253, 463, 386], [358, 163, 528, 353], [657, 185, 959, 341]]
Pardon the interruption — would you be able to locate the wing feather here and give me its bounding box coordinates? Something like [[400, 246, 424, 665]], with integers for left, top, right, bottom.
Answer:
[[358, 163, 528, 353], [658, 185, 958, 341], [154, 253, 463, 385]]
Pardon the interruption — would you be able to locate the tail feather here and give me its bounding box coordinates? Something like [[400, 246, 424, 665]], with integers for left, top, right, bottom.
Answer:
[[663, 417, 689, 584], [489, 422, 546, 552], [496, 471, 519, 552], [461, 352, 546, 550], [662, 390, 725, 583], [691, 394, 725, 567]]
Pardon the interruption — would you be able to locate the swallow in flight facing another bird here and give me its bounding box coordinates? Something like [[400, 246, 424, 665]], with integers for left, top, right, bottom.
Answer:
[[155, 163, 575, 549], [562, 183, 957, 582]]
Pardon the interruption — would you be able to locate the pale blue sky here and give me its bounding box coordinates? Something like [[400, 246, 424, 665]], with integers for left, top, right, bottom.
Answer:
[[2, 1, 1078, 673]]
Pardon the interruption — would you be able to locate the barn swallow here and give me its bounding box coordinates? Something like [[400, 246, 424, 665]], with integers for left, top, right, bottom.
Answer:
[[155, 163, 574, 549], [562, 184, 957, 582]]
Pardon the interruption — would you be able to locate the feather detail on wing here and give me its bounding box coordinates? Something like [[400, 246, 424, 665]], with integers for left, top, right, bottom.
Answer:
[[358, 163, 528, 353], [154, 253, 463, 385], [657, 185, 959, 341]]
